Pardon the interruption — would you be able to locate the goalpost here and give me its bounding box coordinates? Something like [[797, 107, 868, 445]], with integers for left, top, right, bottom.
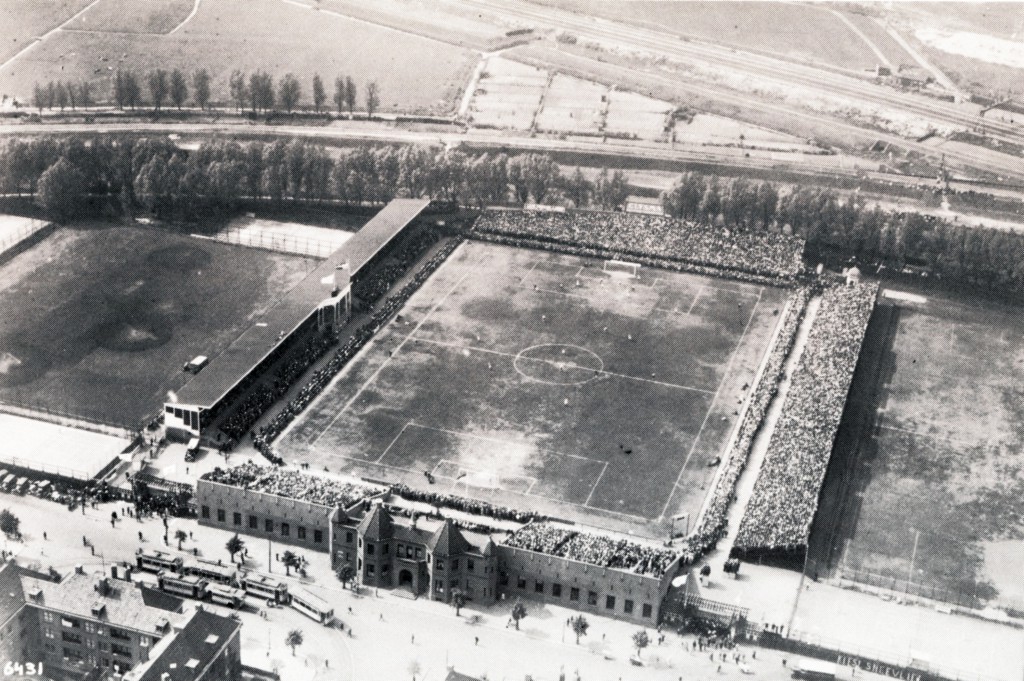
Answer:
[[603, 259, 641, 277]]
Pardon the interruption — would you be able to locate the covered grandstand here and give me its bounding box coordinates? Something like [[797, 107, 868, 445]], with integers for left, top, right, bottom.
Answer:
[[164, 198, 431, 440]]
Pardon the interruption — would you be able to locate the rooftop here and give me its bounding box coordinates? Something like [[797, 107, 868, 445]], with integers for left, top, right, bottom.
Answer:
[[21, 572, 185, 634], [175, 198, 430, 408], [137, 610, 240, 681], [0, 561, 26, 626]]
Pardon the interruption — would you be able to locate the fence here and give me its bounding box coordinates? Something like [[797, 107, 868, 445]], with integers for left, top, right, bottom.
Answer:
[[0, 398, 140, 439], [0, 455, 92, 481], [206, 226, 341, 258], [831, 566, 1024, 617], [0, 218, 47, 256]]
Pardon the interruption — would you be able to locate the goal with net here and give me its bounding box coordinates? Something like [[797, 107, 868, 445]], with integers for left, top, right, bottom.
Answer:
[[603, 259, 641, 277]]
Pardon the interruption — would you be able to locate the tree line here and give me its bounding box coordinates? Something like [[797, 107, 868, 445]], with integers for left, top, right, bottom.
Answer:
[[31, 69, 379, 116], [664, 171, 1024, 297], [0, 137, 630, 223]]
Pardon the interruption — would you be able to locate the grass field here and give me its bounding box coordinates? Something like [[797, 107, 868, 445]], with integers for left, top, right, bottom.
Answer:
[[533, 0, 883, 71], [0, 0, 92, 65], [0, 0, 476, 114], [63, 0, 195, 35], [279, 241, 788, 537], [0, 222, 316, 429], [809, 291, 1024, 610]]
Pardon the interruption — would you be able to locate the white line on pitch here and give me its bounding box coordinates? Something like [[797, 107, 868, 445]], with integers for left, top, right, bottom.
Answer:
[[659, 287, 762, 519], [375, 422, 412, 463], [686, 286, 705, 314], [584, 461, 609, 506], [312, 271, 469, 447]]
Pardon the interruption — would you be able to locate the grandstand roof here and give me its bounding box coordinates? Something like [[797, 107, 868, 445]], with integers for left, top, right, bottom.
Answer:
[[175, 198, 430, 409]]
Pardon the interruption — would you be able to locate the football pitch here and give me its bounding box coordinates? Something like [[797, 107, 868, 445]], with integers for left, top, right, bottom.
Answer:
[[810, 290, 1024, 610], [280, 241, 789, 536], [0, 222, 317, 430]]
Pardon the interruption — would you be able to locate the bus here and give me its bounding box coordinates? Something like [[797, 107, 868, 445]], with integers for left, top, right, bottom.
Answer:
[[241, 573, 289, 604], [136, 549, 183, 573], [289, 587, 334, 625], [157, 571, 207, 600], [206, 583, 247, 609], [183, 558, 238, 586]]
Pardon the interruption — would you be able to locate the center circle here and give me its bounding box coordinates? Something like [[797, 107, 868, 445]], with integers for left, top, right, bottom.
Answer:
[[513, 344, 604, 386]]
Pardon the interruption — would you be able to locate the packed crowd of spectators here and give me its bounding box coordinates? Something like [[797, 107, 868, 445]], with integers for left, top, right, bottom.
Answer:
[[678, 287, 812, 564], [201, 462, 379, 509], [389, 483, 544, 524], [473, 209, 805, 280], [252, 238, 464, 458], [220, 330, 340, 443], [353, 264, 406, 307], [733, 282, 877, 554], [503, 522, 678, 578]]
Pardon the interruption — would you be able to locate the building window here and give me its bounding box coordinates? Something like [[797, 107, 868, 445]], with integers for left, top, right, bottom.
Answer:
[[405, 546, 413, 558], [606, 595, 616, 610], [233, 512, 242, 526], [642, 603, 652, 618], [367, 544, 375, 556], [367, 564, 375, 576], [499, 572, 509, 586], [452, 559, 458, 570], [281, 523, 290, 537], [84, 623, 96, 634], [217, 509, 225, 523], [587, 591, 598, 606], [434, 557, 443, 570], [358, 559, 362, 570], [415, 547, 423, 559], [265, 519, 273, 532], [297, 526, 306, 540], [201, 506, 210, 519], [346, 532, 354, 543], [42, 612, 54, 623], [249, 515, 258, 529], [43, 628, 54, 640], [314, 530, 323, 544], [552, 583, 562, 598], [570, 587, 579, 602], [624, 599, 634, 614], [85, 639, 95, 649], [139, 636, 149, 648], [467, 558, 475, 571], [517, 577, 527, 590], [534, 581, 544, 594]]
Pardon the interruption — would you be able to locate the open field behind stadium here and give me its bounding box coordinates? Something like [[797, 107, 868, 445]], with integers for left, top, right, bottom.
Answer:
[[279, 241, 788, 537], [0, 0, 476, 114], [810, 291, 1024, 610], [0, 0, 92, 65], [0, 222, 316, 429], [532, 0, 885, 72]]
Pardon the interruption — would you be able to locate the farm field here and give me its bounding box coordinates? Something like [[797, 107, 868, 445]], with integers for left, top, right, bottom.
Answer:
[[0, 222, 316, 430], [468, 56, 546, 130], [278, 240, 789, 537], [0, 0, 92, 65], [531, 0, 884, 71], [535, 73, 604, 135], [809, 291, 1024, 611], [605, 89, 671, 140], [0, 0, 476, 114], [63, 0, 196, 35]]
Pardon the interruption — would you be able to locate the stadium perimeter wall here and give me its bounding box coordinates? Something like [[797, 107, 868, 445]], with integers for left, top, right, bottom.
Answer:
[[495, 545, 678, 626]]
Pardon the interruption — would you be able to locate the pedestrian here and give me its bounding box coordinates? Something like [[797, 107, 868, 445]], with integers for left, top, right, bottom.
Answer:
[[138, 531, 143, 542], [411, 634, 414, 644], [189, 531, 193, 539], [474, 636, 478, 646], [42, 532, 46, 541]]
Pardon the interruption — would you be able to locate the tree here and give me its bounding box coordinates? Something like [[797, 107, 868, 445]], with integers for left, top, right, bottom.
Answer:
[[169, 69, 188, 110], [312, 73, 326, 113], [0, 509, 20, 538], [593, 167, 629, 210], [46, 82, 55, 110], [226, 534, 245, 562], [55, 81, 68, 111], [285, 629, 303, 656], [365, 81, 379, 118], [122, 71, 141, 109], [147, 69, 168, 111], [571, 615, 589, 644], [192, 69, 211, 110], [563, 167, 591, 207], [78, 81, 93, 109], [336, 564, 355, 589], [228, 70, 247, 112], [510, 599, 527, 630], [333, 76, 346, 113], [450, 587, 466, 617], [36, 158, 85, 223], [174, 529, 188, 550], [66, 81, 77, 110], [32, 83, 46, 113], [249, 71, 274, 113], [344, 76, 357, 116], [278, 73, 301, 113], [281, 550, 301, 576], [632, 630, 650, 657]]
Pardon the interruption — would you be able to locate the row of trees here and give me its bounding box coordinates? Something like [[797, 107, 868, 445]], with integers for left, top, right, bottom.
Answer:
[[664, 171, 1024, 297], [0, 137, 631, 222], [35, 68, 377, 116]]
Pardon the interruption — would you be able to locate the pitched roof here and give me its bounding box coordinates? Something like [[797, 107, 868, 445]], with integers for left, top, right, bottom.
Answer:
[[356, 504, 393, 541], [0, 561, 26, 627], [426, 519, 469, 556], [138, 610, 240, 681], [481, 537, 496, 557]]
